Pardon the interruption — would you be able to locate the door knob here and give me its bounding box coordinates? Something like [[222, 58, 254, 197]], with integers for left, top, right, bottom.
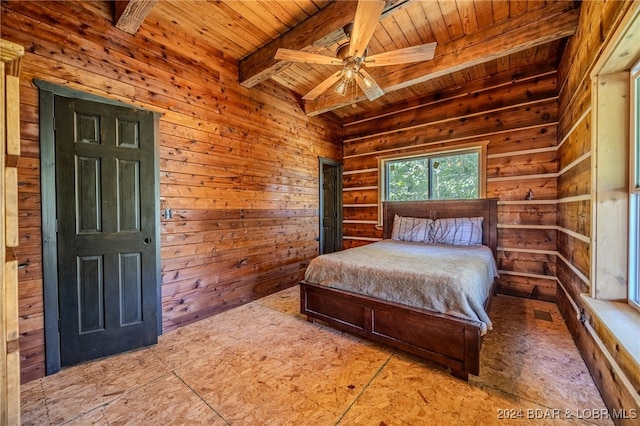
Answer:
[[143, 237, 152, 245]]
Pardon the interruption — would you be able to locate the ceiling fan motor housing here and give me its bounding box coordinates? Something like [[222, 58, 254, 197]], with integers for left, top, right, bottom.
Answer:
[[336, 22, 367, 61]]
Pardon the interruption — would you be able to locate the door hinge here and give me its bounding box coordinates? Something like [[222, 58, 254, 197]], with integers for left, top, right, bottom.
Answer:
[[57, 318, 61, 331], [55, 219, 59, 232]]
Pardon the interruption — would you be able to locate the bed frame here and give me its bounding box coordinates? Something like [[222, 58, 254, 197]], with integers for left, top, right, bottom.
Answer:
[[300, 198, 498, 381]]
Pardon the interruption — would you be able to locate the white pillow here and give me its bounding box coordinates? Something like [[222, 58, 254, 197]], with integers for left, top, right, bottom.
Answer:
[[391, 215, 434, 243], [430, 217, 483, 246]]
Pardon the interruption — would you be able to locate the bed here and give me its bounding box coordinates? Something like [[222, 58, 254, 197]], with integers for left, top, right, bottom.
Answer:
[[300, 198, 498, 381]]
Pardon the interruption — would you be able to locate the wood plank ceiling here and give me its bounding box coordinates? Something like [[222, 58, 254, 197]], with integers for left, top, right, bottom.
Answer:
[[136, 0, 579, 121]]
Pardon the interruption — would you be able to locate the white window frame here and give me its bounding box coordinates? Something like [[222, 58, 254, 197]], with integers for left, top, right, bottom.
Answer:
[[377, 142, 487, 227], [629, 60, 640, 311]]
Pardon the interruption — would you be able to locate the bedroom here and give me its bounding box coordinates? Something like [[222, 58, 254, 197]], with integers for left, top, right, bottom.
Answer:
[[0, 0, 638, 424]]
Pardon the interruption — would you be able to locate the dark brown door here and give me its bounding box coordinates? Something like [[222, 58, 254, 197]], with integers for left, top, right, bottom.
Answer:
[[320, 159, 342, 254], [55, 97, 158, 366]]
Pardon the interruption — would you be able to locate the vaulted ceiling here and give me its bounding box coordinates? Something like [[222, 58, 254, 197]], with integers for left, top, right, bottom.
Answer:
[[119, 0, 580, 121]]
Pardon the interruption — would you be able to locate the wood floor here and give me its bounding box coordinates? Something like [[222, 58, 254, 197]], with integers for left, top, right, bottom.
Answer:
[[21, 286, 611, 425]]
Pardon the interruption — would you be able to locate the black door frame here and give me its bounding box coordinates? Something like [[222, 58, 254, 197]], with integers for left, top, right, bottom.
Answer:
[[36, 80, 162, 375], [318, 157, 343, 254]]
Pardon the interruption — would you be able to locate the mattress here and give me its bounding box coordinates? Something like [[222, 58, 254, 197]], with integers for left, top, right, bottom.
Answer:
[[304, 240, 498, 334]]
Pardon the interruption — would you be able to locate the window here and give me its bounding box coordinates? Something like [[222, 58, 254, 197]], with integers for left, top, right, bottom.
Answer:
[[629, 60, 640, 311], [377, 144, 486, 226], [382, 146, 484, 205], [385, 150, 480, 201]]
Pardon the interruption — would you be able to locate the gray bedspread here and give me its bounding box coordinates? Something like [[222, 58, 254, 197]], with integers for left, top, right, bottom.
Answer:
[[304, 240, 498, 335]]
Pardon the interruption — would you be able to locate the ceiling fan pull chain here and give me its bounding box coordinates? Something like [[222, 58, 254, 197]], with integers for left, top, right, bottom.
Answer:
[[352, 78, 357, 108]]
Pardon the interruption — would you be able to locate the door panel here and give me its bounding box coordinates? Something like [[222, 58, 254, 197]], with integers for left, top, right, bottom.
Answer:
[[55, 97, 158, 366], [78, 255, 104, 333], [120, 252, 142, 325], [76, 156, 101, 233]]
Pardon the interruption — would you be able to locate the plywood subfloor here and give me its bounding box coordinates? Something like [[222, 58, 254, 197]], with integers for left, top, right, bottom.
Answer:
[[21, 288, 611, 425]]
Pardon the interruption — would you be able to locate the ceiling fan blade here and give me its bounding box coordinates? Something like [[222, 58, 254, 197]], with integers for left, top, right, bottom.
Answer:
[[302, 70, 343, 100], [364, 42, 437, 67], [356, 69, 384, 101], [348, 0, 385, 59], [275, 48, 343, 66]]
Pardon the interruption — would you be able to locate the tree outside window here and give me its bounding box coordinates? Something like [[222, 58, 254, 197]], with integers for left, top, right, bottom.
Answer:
[[386, 151, 479, 201]]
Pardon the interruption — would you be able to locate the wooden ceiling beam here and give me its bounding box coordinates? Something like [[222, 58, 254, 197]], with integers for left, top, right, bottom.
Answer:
[[239, 0, 412, 89], [304, 2, 580, 116], [114, 0, 157, 35]]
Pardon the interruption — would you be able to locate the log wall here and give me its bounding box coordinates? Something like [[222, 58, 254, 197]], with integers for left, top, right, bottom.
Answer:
[[342, 64, 560, 301], [0, 1, 342, 383], [557, 1, 639, 423]]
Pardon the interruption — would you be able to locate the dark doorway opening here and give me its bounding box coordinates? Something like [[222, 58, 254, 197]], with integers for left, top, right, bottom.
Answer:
[[319, 158, 343, 254]]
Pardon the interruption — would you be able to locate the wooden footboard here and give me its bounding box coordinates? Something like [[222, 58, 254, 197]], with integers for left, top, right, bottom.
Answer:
[[300, 280, 495, 380]]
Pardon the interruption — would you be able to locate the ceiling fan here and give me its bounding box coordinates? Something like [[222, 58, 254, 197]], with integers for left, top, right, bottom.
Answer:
[[274, 0, 437, 102]]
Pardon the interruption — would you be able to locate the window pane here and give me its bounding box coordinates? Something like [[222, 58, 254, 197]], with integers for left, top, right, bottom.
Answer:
[[635, 75, 640, 190], [387, 157, 429, 201], [630, 194, 640, 308], [632, 70, 640, 309], [430, 152, 479, 199]]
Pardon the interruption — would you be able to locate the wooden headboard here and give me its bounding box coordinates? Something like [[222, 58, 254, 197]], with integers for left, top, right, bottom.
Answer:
[[382, 199, 498, 258]]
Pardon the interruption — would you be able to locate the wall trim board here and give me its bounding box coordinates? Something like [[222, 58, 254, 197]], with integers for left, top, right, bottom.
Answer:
[[557, 107, 591, 150], [497, 224, 555, 230], [498, 199, 559, 205], [557, 194, 592, 203], [487, 172, 557, 182], [499, 270, 557, 281], [498, 194, 591, 206], [498, 224, 589, 244], [556, 226, 591, 244], [344, 168, 377, 175], [343, 220, 378, 224], [342, 236, 382, 242], [558, 151, 592, 176], [487, 146, 557, 159], [557, 251, 591, 286], [498, 247, 557, 256], [343, 186, 377, 192]]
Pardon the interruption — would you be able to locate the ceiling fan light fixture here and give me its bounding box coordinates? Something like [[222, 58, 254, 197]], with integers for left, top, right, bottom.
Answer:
[[356, 68, 384, 101], [335, 78, 349, 96], [359, 71, 373, 88], [345, 68, 355, 81], [343, 59, 360, 81]]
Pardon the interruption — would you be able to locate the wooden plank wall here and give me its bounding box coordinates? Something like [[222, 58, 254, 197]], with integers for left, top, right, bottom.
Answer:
[[0, 1, 342, 382], [556, 1, 639, 423], [341, 63, 559, 301]]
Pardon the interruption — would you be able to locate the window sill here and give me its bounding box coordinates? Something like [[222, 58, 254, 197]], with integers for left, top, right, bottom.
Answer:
[[580, 295, 640, 381]]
